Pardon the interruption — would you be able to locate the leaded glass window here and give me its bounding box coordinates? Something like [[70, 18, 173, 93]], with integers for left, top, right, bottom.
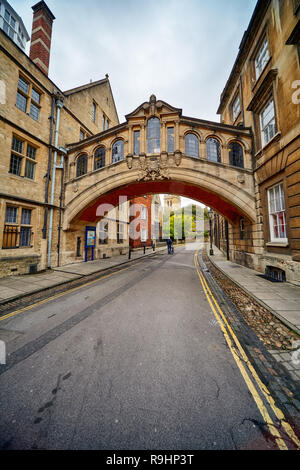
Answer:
[[94, 147, 105, 170], [167, 127, 174, 153], [112, 140, 124, 163], [147, 117, 160, 154], [185, 133, 199, 158], [206, 138, 221, 163], [76, 155, 87, 177], [134, 131, 140, 156], [229, 142, 244, 168]]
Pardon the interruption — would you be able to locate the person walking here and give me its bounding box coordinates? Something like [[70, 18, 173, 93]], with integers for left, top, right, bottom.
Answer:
[[167, 238, 173, 255]]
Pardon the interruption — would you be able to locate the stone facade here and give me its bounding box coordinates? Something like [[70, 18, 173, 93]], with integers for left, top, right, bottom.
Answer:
[[215, 0, 300, 285], [0, 2, 119, 277]]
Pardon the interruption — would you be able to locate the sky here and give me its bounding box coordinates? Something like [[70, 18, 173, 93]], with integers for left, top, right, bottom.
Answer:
[[12, 0, 257, 209], [13, 0, 257, 123]]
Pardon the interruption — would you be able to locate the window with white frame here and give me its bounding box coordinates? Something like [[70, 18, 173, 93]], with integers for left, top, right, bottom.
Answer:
[[255, 37, 270, 79], [267, 183, 287, 242], [140, 205, 147, 220], [232, 95, 241, 122], [141, 228, 147, 242], [260, 98, 276, 147]]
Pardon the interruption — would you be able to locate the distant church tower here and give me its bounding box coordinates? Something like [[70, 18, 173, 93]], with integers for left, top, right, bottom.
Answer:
[[164, 195, 181, 212]]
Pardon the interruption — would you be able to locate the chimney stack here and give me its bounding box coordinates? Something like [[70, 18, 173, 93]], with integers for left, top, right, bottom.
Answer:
[[29, 1, 55, 76]]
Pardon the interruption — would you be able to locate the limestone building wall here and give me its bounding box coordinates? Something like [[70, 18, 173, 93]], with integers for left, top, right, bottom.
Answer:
[[216, 0, 300, 284]]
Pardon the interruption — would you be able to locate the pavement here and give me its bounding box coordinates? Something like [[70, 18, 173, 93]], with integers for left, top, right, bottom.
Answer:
[[0, 245, 167, 306], [207, 245, 300, 336]]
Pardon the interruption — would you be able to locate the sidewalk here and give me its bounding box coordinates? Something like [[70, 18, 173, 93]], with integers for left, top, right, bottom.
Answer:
[[207, 245, 300, 336], [0, 245, 167, 306]]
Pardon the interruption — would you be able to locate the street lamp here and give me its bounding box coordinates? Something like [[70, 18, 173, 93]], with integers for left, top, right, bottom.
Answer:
[[209, 208, 214, 256]]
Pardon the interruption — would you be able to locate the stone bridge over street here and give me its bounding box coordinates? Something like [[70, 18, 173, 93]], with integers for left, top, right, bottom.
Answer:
[[61, 95, 256, 264]]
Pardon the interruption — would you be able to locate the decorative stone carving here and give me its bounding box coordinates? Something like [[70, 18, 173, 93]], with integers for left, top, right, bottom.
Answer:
[[126, 151, 183, 182], [237, 174, 245, 184]]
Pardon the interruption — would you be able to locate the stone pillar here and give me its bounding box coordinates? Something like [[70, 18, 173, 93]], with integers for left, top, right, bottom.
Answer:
[[200, 140, 206, 159], [141, 123, 146, 154], [222, 144, 230, 166], [161, 122, 166, 153], [128, 125, 133, 155], [88, 154, 93, 173], [69, 161, 76, 180]]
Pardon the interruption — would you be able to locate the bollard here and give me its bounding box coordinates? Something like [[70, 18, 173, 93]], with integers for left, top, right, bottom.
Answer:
[[128, 249, 132, 260]]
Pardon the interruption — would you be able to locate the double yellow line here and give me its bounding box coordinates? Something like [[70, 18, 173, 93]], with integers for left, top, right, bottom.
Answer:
[[194, 250, 300, 451]]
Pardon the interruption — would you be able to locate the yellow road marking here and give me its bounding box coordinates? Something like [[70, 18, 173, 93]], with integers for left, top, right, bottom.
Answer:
[[0, 264, 133, 323], [194, 252, 300, 450], [194, 251, 293, 450]]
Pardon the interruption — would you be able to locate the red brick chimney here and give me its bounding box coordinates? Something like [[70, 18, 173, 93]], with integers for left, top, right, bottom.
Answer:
[[29, 1, 55, 76]]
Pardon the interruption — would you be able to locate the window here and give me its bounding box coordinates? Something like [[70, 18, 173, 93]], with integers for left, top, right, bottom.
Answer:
[[112, 140, 124, 163], [16, 76, 42, 121], [293, 0, 300, 14], [185, 133, 199, 158], [255, 37, 270, 79], [206, 138, 221, 163], [167, 127, 174, 153], [268, 183, 287, 242], [107, 119, 109, 130], [9, 136, 37, 179], [3, 206, 32, 249], [92, 102, 96, 123], [80, 130, 85, 140], [229, 142, 244, 168], [3, 9, 15, 40], [20, 209, 32, 247], [98, 219, 108, 244], [147, 117, 160, 154], [140, 205, 147, 220], [134, 130, 140, 156], [94, 147, 105, 170], [141, 228, 148, 242], [240, 217, 245, 240], [117, 222, 124, 244], [5, 206, 18, 224], [102, 115, 105, 131], [260, 98, 276, 147], [232, 95, 241, 121], [76, 154, 87, 177]]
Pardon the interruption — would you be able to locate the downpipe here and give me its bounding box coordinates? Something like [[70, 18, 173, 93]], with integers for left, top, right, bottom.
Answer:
[[47, 98, 64, 269]]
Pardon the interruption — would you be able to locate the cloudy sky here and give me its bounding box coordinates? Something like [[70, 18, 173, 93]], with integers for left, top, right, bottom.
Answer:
[[14, 0, 257, 123]]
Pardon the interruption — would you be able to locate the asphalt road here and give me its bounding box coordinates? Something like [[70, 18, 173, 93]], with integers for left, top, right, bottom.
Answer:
[[0, 248, 279, 450]]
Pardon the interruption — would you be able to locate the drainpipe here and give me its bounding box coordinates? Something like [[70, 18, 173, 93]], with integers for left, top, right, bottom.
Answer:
[[56, 148, 67, 267], [42, 95, 55, 239], [47, 98, 64, 268]]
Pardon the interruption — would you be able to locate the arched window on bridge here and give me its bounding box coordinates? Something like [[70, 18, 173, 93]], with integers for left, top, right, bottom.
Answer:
[[185, 133, 199, 158], [206, 138, 221, 163], [112, 140, 124, 164], [229, 142, 244, 168], [76, 154, 87, 177], [147, 117, 160, 154], [94, 147, 105, 170]]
